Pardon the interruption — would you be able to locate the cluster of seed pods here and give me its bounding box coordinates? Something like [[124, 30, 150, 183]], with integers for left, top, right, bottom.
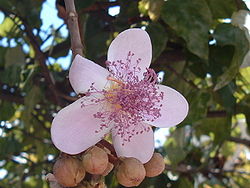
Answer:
[[49, 141, 165, 188]]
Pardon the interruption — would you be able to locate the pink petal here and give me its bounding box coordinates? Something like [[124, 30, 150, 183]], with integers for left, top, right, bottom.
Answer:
[[51, 97, 111, 154], [149, 85, 189, 128], [69, 55, 110, 94], [112, 124, 154, 164], [107, 28, 152, 79]]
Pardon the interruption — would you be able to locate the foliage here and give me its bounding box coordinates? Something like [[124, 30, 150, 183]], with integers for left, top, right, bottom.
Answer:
[[0, 0, 250, 187]]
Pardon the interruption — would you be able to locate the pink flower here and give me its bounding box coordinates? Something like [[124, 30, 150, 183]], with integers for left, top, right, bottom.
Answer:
[[51, 29, 189, 163]]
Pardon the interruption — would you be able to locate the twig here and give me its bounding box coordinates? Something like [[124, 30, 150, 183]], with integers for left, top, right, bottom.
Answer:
[[0, 93, 24, 104], [234, 0, 242, 10], [0, 6, 62, 106], [23, 24, 62, 105], [64, 0, 84, 58], [207, 110, 227, 118], [228, 137, 250, 147]]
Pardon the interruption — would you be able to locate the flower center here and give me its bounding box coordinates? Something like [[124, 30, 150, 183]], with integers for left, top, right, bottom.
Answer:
[[82, 51, 164, 144]]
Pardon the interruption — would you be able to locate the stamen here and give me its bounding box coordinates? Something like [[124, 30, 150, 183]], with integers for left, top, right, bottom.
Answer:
[[81, 51, 164, 145], [107, 76, 124, 85]]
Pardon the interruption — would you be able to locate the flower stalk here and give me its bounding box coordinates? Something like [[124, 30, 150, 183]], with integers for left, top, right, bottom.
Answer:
[[64, 0, 84, 58]]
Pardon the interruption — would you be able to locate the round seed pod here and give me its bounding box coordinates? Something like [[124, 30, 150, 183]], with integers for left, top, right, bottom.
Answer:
[[116, 157, 146, 187], [144, 153, 165, 177], [101, 162, 114, 176], [82, 146, 109, 174], [53, 156, 85, 187]]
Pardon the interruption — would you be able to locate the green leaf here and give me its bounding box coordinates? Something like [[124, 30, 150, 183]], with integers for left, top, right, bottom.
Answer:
[[217, 83, 236, 113], [0, 17, 16, 37], [175, 177, 193, 188], [75, 0, 95, 10], [205, 0, 237, 19], [84, 14, 110, 60], [22, 86, 43, 125], [165, 127, 189, 165], [195, 117, 231, 144], [5, 46, 25, 68], [213, 24, 249, 90], [0, 65, 22, 85], [0, 46, 7, 67], [0, 136, 22, 159], [146, 22, 168, 61], [161, 0, 212, 60], [0, 101, 15, 120], [138, 0, 164, 21]]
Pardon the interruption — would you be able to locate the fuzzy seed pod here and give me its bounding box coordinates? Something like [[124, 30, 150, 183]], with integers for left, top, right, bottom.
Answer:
[[53, 156, 85, 187], [144, 153, 165, 177], [101, 162, 114, 176], [116, 157, 146, 187], [82, 146, 109, 174]]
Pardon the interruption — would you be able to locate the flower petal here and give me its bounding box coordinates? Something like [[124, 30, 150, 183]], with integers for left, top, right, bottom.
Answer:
[[51, 97, 111, 154], [150, 85, 189, 128], [112, 124, 154, 164], [107, 28, 152, 79], [69, 55, 110, 94]]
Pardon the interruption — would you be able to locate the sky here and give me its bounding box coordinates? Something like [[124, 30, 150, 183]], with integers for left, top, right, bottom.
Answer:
[[0, 0, 250, 179]]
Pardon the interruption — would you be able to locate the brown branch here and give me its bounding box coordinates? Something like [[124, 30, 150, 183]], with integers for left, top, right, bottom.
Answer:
[[228, 137, 250, 147], [165, 163, 250, 177], [207, 110, 227, 118], [234, 0, 242, 10], [0, 93, 24, 104], [64, 0, 84, 58], [23, 25, 61, 105], [0, 6, 62, 106]]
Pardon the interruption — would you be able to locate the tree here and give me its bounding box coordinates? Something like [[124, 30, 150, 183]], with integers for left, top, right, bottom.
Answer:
[[0, 0, 250, 187]]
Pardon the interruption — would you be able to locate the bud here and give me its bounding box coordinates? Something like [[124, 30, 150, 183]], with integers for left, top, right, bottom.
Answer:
[[144, 153, 165, 177], [116, 157, 146, 187], [53, 156, 85, 187], [82, 146, 109, 174], [101, 162, 114, 176]]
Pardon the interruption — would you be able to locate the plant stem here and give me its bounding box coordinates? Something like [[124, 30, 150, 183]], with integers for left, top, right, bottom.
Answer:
[[64, 0, 84, 58]]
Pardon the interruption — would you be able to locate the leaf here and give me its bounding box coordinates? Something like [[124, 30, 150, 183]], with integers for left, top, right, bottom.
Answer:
[[213, 24, 249, 90], [0, 65, 22, 85], [0, 17, 15, 37], [0, 46, 7, 67], [0, 101, 15, 120], [75, 0, 95, 10], [205, 0, 237, 19], [161, 0, 212, 60], [0, 136, 23, 159], [5, 46, 25, 68], [22, 86, 43, 125], [185, 91, 210, 122], [165, 127, 189, 165], [84, 14, 110, 60], [175, 177, 193, 188], [138, 0, 164, 21], [216, 83, 236, 113], [195, 117, 231, 144], [146, 22, 168, 61]]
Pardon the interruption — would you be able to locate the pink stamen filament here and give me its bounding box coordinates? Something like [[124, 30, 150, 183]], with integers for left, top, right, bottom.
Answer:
[[81, 51, 164, 145]]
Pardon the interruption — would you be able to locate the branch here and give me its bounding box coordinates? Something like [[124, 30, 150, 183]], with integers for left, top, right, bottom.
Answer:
[[0, 93, 24, 104], [64, 0, 84, 58], [0, 6, 61, 106], [23, 24, 62, 105], [207, 110, 227, 118], [228, 137, 250, 147]]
